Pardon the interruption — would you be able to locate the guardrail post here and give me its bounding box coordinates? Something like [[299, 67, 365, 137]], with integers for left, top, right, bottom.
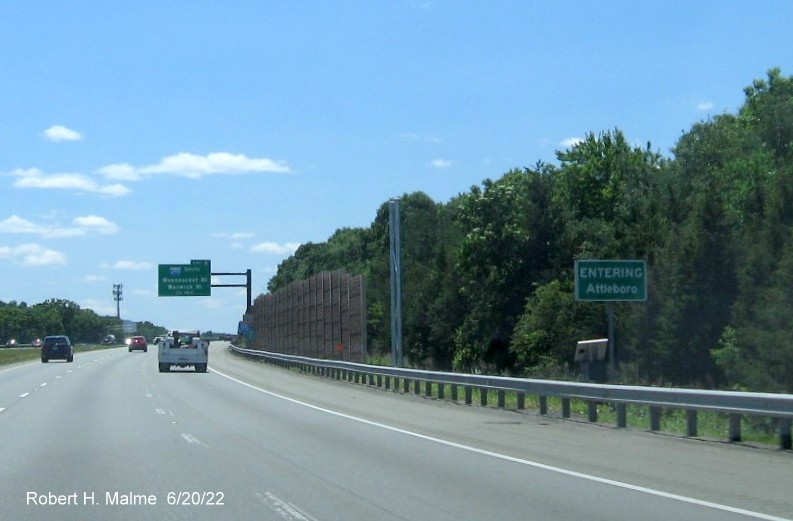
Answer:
[[686, 410, 698, 437], [377, 374, 383, 388], [402, 378, 409, 393], [539, 396, 548, 416], [465, 386, 472, 405], [497, 390, 505, 408], [562, 398, 570, 418], [780, 419, 792, 450], [616, 403, 626, 428], [414, 379, 420, 395], [650, 406, 661, 431], [729, 414, 742, 442], [438, 383, 445, 400], [480, 388, 488, 407], [385, 376, 391, 390], [517, 392, 525, 410], [451, 384, 458, 402], [588, 401, 598, 423], [425, 381, 433, 397]]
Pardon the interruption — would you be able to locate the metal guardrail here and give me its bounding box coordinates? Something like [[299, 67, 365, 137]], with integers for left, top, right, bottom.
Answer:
[[229, 345, 793, 450]]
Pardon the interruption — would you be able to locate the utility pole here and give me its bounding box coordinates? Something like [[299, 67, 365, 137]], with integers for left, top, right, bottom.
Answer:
[[389, 199, 403, 367], [113, 284, 123, 319]]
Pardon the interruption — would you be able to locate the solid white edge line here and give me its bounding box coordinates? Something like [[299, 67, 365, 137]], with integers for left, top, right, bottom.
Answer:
[[210, 367, 790, 521], [0, 408, 5, 413]]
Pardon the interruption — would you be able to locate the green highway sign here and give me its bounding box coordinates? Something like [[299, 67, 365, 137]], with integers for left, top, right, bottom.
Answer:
[[158, 263, 211, 297], [574, 260, 647, 302]]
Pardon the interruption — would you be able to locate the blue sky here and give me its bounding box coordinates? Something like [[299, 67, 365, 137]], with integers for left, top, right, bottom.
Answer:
[[1, 1, 791, 334]]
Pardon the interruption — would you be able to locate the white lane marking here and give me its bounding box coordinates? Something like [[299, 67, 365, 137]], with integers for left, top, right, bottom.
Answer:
[[155, 409, 166, 415], [67, 370, 73, 373], [257, 492, 318, 521], [19, 393, 29, 398], [39, 383, 47, 387], [0, 408, 5, 414], [212, 368, 790, 521], [181, 433, 209, 448], [55, 376, 61, 379]]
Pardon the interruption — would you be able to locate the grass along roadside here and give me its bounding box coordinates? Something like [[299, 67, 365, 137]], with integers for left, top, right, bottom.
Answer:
[[0, 344, 120, 366], [301, 366, 783, 448], [234, 350, 786, 449]]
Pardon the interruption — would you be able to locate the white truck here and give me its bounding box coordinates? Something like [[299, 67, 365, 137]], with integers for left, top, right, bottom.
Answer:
[[158, 329, 209, 373]]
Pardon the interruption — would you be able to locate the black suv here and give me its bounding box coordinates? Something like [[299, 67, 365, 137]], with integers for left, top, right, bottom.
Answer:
[[41, 335, 74, 363]]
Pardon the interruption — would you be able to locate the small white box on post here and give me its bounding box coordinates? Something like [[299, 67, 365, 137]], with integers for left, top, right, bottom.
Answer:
[[575, 338, 608, 380], [575, 338, 608, 362]]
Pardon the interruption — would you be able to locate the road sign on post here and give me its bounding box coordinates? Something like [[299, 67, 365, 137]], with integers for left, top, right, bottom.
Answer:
[[574, 259, 647, 302], [574, 259, 647, 380], [158, 263, 211, 297]]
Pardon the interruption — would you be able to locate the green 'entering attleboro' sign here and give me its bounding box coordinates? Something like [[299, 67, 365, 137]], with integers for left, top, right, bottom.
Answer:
[[574, 260, 647, 302]]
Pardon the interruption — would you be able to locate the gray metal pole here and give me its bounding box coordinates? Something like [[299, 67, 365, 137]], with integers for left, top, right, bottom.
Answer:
[[389, 200, 403, 367], [607, 303, 616, 380]]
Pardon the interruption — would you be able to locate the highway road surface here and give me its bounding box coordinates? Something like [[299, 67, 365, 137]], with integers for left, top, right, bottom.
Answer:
[[1, 342, 791, 521]]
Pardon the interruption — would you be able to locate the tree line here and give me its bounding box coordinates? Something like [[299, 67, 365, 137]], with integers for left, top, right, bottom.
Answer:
[[0, 299, 165, 344], [266, 69, 793, 393]]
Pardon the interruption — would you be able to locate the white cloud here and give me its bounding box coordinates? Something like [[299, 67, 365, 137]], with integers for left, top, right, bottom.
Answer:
[[83, 275, 108, 283], [429, 159, 452, 169], [42, 125, 83, 142], [399, 132, 440, 143], [559, 137, 584, 148], [72, 215, 120, 235], [213, 231, 255, 250], [113, 260, 154, 271], [250, 242, 301, 255], [98, 152, 290, 180], [697, 101, 714, 111], [0, 214, 120, 238], [213, 231, 255, 241], [97, 163, 138, 181], [0, 243, 67, 266], [79, 299, 116, 317], [8, 168, 130, 197]]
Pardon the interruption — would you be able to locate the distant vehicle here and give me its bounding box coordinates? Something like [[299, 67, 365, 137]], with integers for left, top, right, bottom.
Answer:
[[31, 338, 42, 348], [158, 329, 208, 373], [128, 335, 148, 353], [101, 334, 116, 345], [41, 335, 73, 363], [4, 339, 17, 348]]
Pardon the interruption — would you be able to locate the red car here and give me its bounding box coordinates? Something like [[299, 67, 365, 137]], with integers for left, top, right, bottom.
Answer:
[[128, 336, 148, 353]]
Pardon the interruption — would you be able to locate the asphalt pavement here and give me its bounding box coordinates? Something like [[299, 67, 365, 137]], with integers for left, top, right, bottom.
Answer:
[[0, 343, 790, 521]]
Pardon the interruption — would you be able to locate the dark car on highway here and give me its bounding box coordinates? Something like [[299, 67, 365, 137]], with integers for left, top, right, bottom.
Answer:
[[128, 336, 148, 353], [41, 335, 74, 363]]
